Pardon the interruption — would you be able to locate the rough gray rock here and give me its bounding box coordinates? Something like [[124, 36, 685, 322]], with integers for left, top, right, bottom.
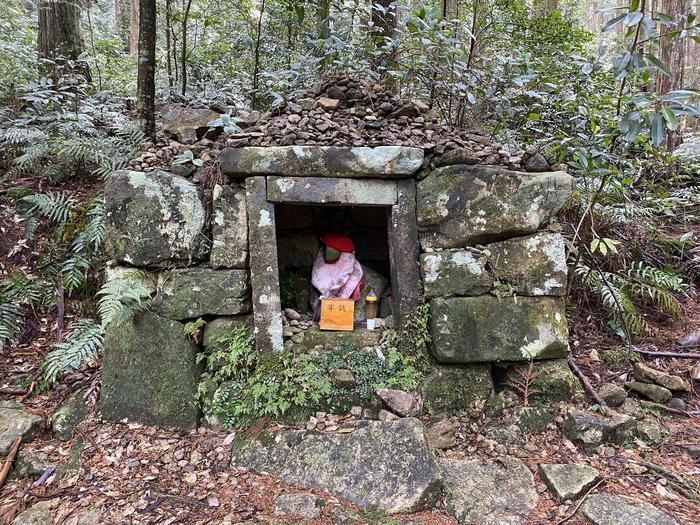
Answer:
[[538, 463, 600, 501], [100, 312, 201, 429], [440, 456, 538, 525], [561, 409, 635, 451], [202, 316, 254, 350], [636, 420, 665, 444], [522, 152, 550, 172], [486, 232, 567, 296], [599, 383, 627, 407], [155, 268, 251, 320], [231, 418, 441, 514], [425, 419, 456, 450], [375, 389, 422, 417], [160, 106, 220, 143], [625, 381, 672, 404], [429, 296, 568, 363], [421, 365, 493, 414], [420, 250, 492, 298], [220, 146, 424, 178], [416, 165, 574, 249], [51, 389, 88, 441], [10, 500, 53, 525], [580, 493, 678, 525], [503, 359, 583, 404], [633, 363, 689, 392], [210, 184, 248, 268], [0, 400, 42, 456], [274, 492, 325, 519], [104, 170, 207, 266]]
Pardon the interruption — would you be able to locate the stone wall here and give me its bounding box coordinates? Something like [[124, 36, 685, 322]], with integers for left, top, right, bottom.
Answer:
[[99, 146, 575, 428]]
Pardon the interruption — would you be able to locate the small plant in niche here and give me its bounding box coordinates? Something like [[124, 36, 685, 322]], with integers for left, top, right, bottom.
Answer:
[[173, 149, 203, 167]]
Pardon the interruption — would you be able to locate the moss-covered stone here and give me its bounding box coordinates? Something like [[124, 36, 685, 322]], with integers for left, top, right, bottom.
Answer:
[[99, 312, 201, 428], [299, 328, 382, 350], [421, 365, 493, 414], [417, 165, 574, 249], [51, 389, 89, 441], [429, 296, 569, 363], [155, 268, 251, 320], [104, 170, 208, 266], [502, 359, 583, 404], [202, 316, 254, 350], [487, 232, 567, 296], [420, 250, 492, 298], [220, 146, 424, 179], [211, 184, 249, 268]]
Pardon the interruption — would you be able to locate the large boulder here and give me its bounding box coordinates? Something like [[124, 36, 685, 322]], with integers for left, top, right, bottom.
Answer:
[[155, 268, 251, 320], [104, 170, 207, 266], [486, 232, 567, 296], [440, 456, 538, 525], [160, 106, 220, 144], [0, 401, 42, 456], [581, 492, 678, 525], [420, 250, 492, 298], [100, 312, 201, 428], [220, 146, 424, 179], [429, 296, 568, 363], [210, 184, 248, 268], [422, 365, 493, 414], [231, 418, 441, 514], [10, 500, 53, 525], [417, 165, 574, 249]]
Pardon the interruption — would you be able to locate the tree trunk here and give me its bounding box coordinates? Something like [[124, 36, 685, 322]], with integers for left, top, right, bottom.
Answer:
[[317, 0, 330, 70], [137, 0, 156, 139], [165, 0, 173, 90], [371, 0, 398, 75], [114, 0, 130, 46], [38, 0, 85, 68], [129, 0, 139, 54], [251, 0, 266, 107], [181, 0, 193, 96], [657, 0, 687, 147]]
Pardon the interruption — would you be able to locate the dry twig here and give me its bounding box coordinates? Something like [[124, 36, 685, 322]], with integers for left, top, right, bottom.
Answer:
[[0, 437, 21, 490]]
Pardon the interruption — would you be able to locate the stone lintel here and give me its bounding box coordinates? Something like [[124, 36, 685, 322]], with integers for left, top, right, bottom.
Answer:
[[246, 176, 284, 353], [267, 176, 397, 206], [221, 146, 424, 179]]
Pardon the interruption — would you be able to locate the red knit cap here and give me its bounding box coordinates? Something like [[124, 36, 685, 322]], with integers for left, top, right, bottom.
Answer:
[[320, 233, 355, 253]]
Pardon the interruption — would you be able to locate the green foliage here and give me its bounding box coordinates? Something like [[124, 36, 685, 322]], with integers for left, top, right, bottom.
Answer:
[[96, 278, 152, 328], [199, 303, 432, 428], [42, 319, 104, 384]]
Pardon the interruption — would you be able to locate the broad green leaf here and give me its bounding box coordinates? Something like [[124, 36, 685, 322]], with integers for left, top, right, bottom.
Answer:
[[602, 13, 627, 32], [646, 54, 671, 77], [624, 12, 643, 27], [651, 113, 665, 146], [661, 107, 678, 130]]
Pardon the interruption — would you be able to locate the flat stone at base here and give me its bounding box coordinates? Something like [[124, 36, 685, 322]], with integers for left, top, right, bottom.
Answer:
[[100, 312, 201, 429], [0, 401, 42, 456], [440, 456, 537, 525], [539, 463, 600, 501], [231, 418, 441, 514], [300, 328, 382, 350], [581, 493, 678, 525]]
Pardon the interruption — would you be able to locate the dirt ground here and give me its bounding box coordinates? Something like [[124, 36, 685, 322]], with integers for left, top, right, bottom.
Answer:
[[1, 176, 700, 525]]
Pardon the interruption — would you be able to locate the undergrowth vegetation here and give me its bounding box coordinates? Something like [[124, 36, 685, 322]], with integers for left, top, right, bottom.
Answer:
[[196, 304, 431, 429]]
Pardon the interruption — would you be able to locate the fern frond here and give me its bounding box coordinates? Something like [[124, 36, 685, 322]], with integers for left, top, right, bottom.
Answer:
[[19, 191, 77, 225], [96, 278, 151, 328], [61, 255, 91, 293], [43, 319, 104, 383], [0, 300, 23, 349]]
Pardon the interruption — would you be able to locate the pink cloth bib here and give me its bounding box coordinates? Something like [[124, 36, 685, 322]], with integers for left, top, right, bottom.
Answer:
[[311, 250, 363, 300]]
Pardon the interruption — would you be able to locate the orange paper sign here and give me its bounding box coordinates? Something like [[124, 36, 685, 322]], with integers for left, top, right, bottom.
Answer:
[[320, 298, 355, 331]]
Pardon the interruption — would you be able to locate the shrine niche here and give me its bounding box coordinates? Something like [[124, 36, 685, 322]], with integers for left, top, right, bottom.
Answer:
[[98, 92, 576, 428]]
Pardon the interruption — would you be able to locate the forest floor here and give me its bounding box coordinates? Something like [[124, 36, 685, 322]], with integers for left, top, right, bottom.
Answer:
[[1, 174, 700, 525]]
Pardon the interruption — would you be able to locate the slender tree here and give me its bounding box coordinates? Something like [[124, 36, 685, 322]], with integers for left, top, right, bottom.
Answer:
[[136, 0, 156, 139], [181, 0, 193, 95], [130, 0, 139, 54], [371, 0, 398, 75], [317, 0, 330, 69]]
